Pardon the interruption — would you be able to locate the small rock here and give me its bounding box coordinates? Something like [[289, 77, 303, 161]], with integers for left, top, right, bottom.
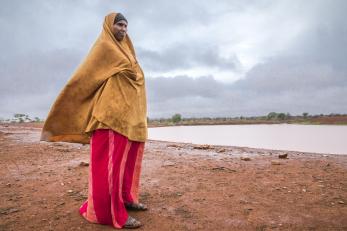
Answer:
[[4, 208, 19, 215], [193, 144, 212, 150], [79, 161, 89, 167], [239, 199, 249, 204], [211, 166, 236, 172], [302, 188, 307, 192], [338, 200, 345, 204], [278, 153, 288, 159], [244, 210, 251, 215], [162, 162, 175, 167], [271, 160, 281, 165], [6, 183, 11, 187], [216, 148, 226, 153], [167, 144, 182, 148], [240, 157, 251, 161], [67, 190, 74, 193]]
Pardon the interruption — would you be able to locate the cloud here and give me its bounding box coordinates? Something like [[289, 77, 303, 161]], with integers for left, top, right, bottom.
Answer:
[[146, 67, 347, 118], [0, 48, 83, 118], [137, 44, 240, 72], [0, 0, 346, 119]]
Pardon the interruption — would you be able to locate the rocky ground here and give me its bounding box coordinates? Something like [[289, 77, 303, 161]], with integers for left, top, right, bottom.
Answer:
[[0, 123, 346, 231]]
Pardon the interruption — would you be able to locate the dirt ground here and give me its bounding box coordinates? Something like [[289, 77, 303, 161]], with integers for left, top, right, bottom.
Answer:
[[0, 123, 346, 231]]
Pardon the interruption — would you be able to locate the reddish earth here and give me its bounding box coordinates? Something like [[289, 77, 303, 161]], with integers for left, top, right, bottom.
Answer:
[[310, 115, 347, 124], [0, 123, 346, 231]]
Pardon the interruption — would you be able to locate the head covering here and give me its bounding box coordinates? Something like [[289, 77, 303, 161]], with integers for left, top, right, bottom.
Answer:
[[114, 12, 128, 24], [40, 12, 147, 144]]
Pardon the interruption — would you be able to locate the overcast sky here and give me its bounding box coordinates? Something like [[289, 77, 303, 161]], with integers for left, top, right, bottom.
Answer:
[[0, 0, 346, 119]]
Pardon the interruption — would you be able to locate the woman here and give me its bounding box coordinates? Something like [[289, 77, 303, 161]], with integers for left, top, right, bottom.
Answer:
[[40, 12, 148, 229]]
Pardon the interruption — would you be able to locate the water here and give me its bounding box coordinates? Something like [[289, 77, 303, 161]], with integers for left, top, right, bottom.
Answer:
[[148, 124, 347, 155]]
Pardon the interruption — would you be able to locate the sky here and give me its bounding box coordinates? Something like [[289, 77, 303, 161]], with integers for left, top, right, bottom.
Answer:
[[0, 0, 346, 119]]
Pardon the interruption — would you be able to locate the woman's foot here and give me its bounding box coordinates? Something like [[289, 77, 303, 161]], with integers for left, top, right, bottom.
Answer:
[[125, 202, 148, 211], [123, 216, 142, 229]]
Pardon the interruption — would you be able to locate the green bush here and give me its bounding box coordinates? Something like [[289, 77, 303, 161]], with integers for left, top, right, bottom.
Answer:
[[171, 113, 182, 123]]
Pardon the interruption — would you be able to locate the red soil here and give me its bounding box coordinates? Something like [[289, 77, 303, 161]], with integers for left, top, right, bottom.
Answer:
[[0, 123, 346, 230]]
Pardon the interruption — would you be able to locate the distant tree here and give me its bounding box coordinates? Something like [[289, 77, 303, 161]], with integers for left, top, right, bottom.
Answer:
[[172, 113, 182, 123], [34, 117, 41, 122], [277, 113, 286, 120], [267, 112, 277, 120], [302, 112, 309, 118], [14, 113, 27, 123], [328, 113, 335, 117]]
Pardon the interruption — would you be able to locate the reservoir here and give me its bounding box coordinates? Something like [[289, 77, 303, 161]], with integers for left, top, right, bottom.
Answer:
[[148, 124, 347, 155]]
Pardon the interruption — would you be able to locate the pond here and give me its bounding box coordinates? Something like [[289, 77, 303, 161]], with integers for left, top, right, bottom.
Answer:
[[148, 124, 347, 155]]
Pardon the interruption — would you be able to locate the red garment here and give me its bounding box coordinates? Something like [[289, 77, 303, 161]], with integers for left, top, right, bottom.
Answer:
[[79, 129, 145, 228]]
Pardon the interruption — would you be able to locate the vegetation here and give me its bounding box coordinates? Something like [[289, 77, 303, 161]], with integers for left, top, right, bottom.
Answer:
[[0, 114, 43, 123], [147, 113, 347, 127], [171, 113, 182, 123], [1, 112, 347, 126]]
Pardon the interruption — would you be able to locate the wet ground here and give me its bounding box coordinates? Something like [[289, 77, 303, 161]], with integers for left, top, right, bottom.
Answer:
[[0, 123, 347, 230]]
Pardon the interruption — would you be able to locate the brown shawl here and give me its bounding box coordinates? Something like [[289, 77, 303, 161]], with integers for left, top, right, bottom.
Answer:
[[40, 12, 147, 144]]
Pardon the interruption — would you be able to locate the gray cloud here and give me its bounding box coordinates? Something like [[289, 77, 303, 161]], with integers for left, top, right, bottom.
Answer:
[[1, 49, 82, 95], [147, 75, 225, 100], [147, 68, 347, 118], [0, 48, 83, 118], [0, 0, 346, 119], [138, 44, 240, 72]]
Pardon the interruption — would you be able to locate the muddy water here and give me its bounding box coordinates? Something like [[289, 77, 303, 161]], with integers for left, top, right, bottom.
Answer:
[[149, 124, 347, 155]]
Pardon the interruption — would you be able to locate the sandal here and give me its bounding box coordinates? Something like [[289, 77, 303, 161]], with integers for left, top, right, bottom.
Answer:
[[123, 216, 142, 229], [125, 202, 148, 211]]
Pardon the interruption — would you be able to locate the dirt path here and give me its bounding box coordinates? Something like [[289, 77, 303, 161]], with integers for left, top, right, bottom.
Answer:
[[0, 123, 346, 230]]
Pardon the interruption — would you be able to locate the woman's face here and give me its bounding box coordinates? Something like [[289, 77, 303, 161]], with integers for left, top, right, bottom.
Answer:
[[112, 20, 128, 41]]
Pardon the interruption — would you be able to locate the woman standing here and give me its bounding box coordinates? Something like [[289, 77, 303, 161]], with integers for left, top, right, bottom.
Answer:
[[41, 12, 148, 229]]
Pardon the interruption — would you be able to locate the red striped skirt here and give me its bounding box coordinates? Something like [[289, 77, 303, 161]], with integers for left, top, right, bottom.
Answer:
[[79, 129, 145, 228]]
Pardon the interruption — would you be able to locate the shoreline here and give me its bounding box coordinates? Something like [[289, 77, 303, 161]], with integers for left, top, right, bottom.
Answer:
[[148, 124, 347, 156], [1, 123, 346, 230], [148, 138, 347, 157], [1, 122, 345, 156], [3, 122, 346, 155]]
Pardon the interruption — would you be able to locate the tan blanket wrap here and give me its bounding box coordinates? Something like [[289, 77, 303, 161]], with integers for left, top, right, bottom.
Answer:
[[40, 12, 147, 144]]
